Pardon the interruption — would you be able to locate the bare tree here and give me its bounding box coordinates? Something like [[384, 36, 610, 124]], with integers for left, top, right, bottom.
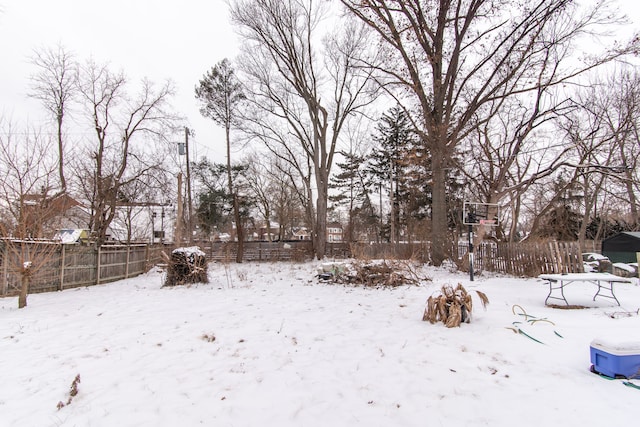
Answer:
[[0, 118, 58, 237], [230, 0, 378, 259], [240, 152, 307, 241], [0, 117, 61, 308], [459, 88, 577, 242], [28, 44, 78, 195], [76, 60, 180, 245], [269, 157, 307, 241], [195, 59, 246, 262], [243, 153, 277, 241], [341, 0, 639, 264], [519, 70, 640, 244], [601, 70, 640, 226]]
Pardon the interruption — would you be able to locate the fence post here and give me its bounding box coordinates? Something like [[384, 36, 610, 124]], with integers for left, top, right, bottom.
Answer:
[[59, 244, 66, 291], [125, 245, 131, 279], [573, 242, 581, 273], [1, 243, 7, 296], [96, 245, 102, 285], [553, 241, 563, 273]]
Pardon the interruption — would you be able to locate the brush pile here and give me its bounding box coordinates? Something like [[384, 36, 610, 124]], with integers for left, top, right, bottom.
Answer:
[[422, 283, 489, 327], [319, 260, 428, 287], [163, 246, 209, 287]]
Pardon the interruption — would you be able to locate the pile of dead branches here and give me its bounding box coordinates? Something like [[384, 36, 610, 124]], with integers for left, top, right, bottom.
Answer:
[[162, 246, 209, 287], [325, 260, 429, 287], [422, 283, 489, 327]]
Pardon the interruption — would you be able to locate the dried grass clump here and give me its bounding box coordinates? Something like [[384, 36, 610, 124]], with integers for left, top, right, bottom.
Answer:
[[328, 260, 429, 287], [56, 374, 81, 410], [422, 283, 489, 327]]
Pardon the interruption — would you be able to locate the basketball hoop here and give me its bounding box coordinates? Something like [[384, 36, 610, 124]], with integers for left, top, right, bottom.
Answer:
[[463, 201, 500, 226], [463, 201, 500, 283]]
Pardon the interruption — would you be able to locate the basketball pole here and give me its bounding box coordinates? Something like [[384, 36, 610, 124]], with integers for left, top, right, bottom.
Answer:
[[466, 210, 475, 282]]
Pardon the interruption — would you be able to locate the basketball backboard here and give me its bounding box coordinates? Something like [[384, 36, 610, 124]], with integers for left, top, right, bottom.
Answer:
[[463, 202, 500, 226]]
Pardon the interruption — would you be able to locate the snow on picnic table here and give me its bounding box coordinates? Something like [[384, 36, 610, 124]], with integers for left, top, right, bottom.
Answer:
[[0, 261, 639, 427]]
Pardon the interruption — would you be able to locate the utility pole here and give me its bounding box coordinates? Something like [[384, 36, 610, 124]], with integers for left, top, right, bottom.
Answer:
[[185, 127, 193, 243], [175, 172, 183, 245]]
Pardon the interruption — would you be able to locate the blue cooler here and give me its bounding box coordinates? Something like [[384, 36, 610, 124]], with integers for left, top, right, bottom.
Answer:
[[590, 338, 640, 379]]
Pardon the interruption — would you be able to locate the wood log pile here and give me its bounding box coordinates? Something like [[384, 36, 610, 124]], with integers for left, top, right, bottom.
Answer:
[[163, 246, 209, 287]]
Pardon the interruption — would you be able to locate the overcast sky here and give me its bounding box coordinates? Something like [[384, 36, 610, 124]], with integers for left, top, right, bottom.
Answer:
[[0, 0, 237, 161], [1, 1, 639, 165]]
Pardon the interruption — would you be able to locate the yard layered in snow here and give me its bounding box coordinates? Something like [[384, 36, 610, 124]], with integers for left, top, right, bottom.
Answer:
[[1, 261, 639, 426]]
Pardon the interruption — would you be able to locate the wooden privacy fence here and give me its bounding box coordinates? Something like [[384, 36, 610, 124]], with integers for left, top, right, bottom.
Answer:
[[202, 241, 315, 262], [1, 241, 151, 296], [202, 241, 422, 262], [0, 238, 584, 297], [201, 240, 583, 277]]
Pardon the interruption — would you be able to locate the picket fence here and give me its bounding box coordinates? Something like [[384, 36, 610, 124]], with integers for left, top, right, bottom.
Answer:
[[348, 240, 582, 276], [457, 240, 583, 276]]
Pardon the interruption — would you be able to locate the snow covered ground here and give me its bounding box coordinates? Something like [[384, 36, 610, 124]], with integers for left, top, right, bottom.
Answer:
[[1, 261, 639, 427]]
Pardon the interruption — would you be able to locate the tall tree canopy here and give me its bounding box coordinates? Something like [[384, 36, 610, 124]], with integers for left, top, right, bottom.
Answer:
[[230, 0, 378, 259], [196, 59, 246, 262], [341, 0, 638, 264]]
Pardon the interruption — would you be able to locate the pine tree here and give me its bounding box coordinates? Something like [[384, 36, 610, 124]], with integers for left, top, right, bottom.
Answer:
[[192, 158, 253, 240], [368, 106, 417, 243], [195, 59, 246, 261], [329, 150, 375, 242]]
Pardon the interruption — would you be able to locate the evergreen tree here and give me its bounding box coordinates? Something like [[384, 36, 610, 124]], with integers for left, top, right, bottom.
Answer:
[[192, 158, 253, 240], [368, 106, 421, 243], [329, 150, 376, 242], [536, 205, 582, 241], [533, 178, 584, 241], [195, 59, 246, 261]]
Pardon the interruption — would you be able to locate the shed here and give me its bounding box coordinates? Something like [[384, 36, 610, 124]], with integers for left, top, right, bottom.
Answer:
[[602, 232, 640, 264]]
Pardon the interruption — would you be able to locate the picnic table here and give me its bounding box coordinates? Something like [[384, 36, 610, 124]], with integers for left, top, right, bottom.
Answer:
[[539, 273, 635, 306]]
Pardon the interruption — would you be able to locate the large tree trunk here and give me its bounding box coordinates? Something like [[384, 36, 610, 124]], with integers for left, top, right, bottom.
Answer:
[[18, 274, 29, 309], [233, 194, 244, 263], [430, 151, 448, 266], [315, 189, 328, 260], [56, 115, 66, 194], [299, 173, 318, 256], [226, 126, 244, 263]]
